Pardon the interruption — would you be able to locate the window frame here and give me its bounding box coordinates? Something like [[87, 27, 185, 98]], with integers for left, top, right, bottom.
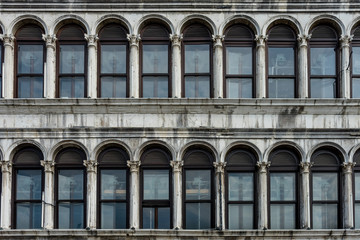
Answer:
[[351, 27, 360, 98], [353, 150, 360, 229]]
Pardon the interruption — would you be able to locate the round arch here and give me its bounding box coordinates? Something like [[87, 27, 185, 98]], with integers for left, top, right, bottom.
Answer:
[[52, 14, 90, 35], [262, 15, 303, 36], [177, 14, 216, 35], [348, 143, 360, 163], [178, 140, 218, 163], [9, 14, 47, 35], [134, 140, 176, 162], [307, 142, 347, 163], [305, 14, 344, 36], [220, 15, 260, 37], [91, 140, 132, 161], [264, 141, 305, 163], [220, 141, 262, 163], [94, 14, 132, 35], [135, 14, 174, 36], [6, 140, 46, 162], [49, 140, 89, 162]]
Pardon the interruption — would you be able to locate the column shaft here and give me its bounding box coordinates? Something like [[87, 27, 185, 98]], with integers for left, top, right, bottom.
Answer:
[[255, 35, 267, 98], [127, 160, 140, 229], [170, 34, 182, 98], [300, 162, 312, 229], [41, 160, 55, 229], [128, 34, 140, 98], [257, 161, 270, 229], [1, 35, 15, 98], [213, 35, 224, 98], [43, 35, 57, 98], [297, 35, 310, 98], [85, 34, 98, 98], [1, 161, 12, 229], [170, 160, 183, 229], [340, 35, 352, 98], [342, 162, 355, 228], [83, 160, 97, 229], [213, 162, 226, 230]]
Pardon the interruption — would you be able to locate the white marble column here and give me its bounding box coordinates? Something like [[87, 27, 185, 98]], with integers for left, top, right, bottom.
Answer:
[[0, 35, 15, 98], [340, 35, 352, 99], [257, 161, 270, 229], [40, 160, 55, 229], [170, 34, 182, 98], [299, 162, 312, 229], [83, 160, 97, 229], [342, 162, 355, 228], [127, 34, 141, 98], [297, 34, 311, 98], [127, 160, 140, 229], [85, 34, 98, 98], [170, 160, 183, 229], [213, 162, 226, 230], [212, 35, 224, 98], [1, 161, 12, 229], [255, 35, 267, 98], [42, 35, 57, 98]]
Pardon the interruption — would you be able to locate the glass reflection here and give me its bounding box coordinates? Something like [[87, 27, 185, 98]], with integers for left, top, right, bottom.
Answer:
[[270, 204, 295, 229], [143, 45, 168, 74], [355, 203, 360, 229], [310, 78, 336, 98], [58, 169, 84, 200], [60, 45, 85, 74], [352, 47, 360, 75], [58, 202, 84, 229], [268, 78, 294, 98], [312, 172, 338, 201], [101, 169, 126, 200], [268, 48, 294, 75], [18, 77, 43, 98], [185, 45, 209, 73], [143, 76, 168, 98], [59, 77, 84, 98], [228, 204, 253, 229], [16, 203, 42, 229], [352, 78, 360, 98], [101, 45, 126, 74], [143, 207, 170, 229], [185, 76, 210, 98], [270, 173, 295, 201], [228, 172, 253, 201], [101, 77, 126, 98], [226, 47, 252, 75], [226, 78, 252, 98], [356, 172, 360, 200], [18, 45, 43, 74], [16, 169, 42, 200], [143, 169, 169, 200], [312, 204, 337, 229], [311, 48, 335, 75], [186, 170, 211, 200], [186, 203, 211, 229], [101, 202, 126, 229]]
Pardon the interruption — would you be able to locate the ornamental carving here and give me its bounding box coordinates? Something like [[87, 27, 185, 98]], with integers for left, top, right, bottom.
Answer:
[[0, 34, 15, 49], [299, 162, 313, 174], [213, 162, 226, 174], [1, 161, 12, 173], [83, 160, 98, 173], [84, 34, 99, 48], [256, 161, 270, 173], [339, 35, 353, 48], [42, 34, 57, 50], [255, 34, 268, 48], [297, 34, 311, 48], [127, 34, 141, 48], [170, 34, 183, 48], [212, 35, 224, 48], [127, 160, 141, 172], [40, 160, 55, 173], [170, 160, 183, 173], [342, 162, 356, 174]]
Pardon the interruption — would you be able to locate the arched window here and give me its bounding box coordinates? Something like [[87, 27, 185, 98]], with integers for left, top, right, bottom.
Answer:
[[182, 23, 212, 98], [353, 149, 360, 228], [140, 24, 170, 98], [224, 24, 255, 98], [55, 147, 86, 229], [183, 147, 214, 229], [225, 147, 257, 229], [98, 24, 128, 98], [268, 148, 299, 229], [351, 26, 360, 98], [12, 146, 44, 229], [309, 25, 339, 98], [267, 25, 297, 98], [140, 146, 171, 229], [0, 28, 3, 98], [57, 24, 87, 98], [15, 24, 45, 98], [311, 148, 341, 229], [97, 146, 129, 229]]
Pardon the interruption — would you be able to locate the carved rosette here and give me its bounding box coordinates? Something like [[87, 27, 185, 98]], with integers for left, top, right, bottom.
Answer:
[[84, 34, 99, 48], [83, 160, 98, 173], [0, 34, 15, 49], [255, 34, 268, 48], [256, 161, 270, 173], [299, 162, 313, 174], [127, 160, 141, 173], [340, 35, 353, 49], [127, 34, 141, 48], [212, 35, 224, 49], [213, 162, 226, 174], [297, 34, 311, 48], [1, 161, 12, 173], [342, 162, 356, 174], [42, 34, 57, 50], [170, 160, 183, 173], [40, 160, 55, 173], [170, 34, 183, 48]]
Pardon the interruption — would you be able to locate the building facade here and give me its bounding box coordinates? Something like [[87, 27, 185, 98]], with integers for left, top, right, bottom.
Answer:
[[0, 0, 359, 239]]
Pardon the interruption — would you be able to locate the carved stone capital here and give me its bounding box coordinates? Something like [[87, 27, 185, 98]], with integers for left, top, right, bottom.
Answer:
[[170, 160, 183, 173], [297, 34, 311, 48], [42, 34, 57, 50], [1, 161, 12, 173], [127, 34, 141, 48], [212, 35, 224, 48], [255, 35, 268, 48], [170, 34, 183, 48], [213, 162, 226, 174], [127, 160, 141, 173], [83, 160, 98, 173], [84, 34, 99, 48], [339, 35, 353, 48], [342, 162, 356, 174], [257, 161, 270, 173], [40, 160, 55, 173], [299, 162, 313, 174], [0, 34, 15, 49]]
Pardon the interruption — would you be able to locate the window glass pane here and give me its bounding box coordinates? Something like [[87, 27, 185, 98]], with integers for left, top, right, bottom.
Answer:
[[58, 202, 84, 229], [226, 47, 252, 75], [143, 207, 155, 229], [355, 203, 360, 229], [0, 47, 2, 74], [18, 45, 43, 74], [16, 169, 42, 200], [101, 45, 126, 74], [356, 172, 360, 200], [143, 169, 169, 200], [270, 204, 295, 229], [352, 78, 360, 98], [60, 45, 85, 74], [228, 172, 253, 201], [58, 169, 84, 200], [228, 204, 253, 229], [16, 203, 42, 229], [101, 202, 126, 229], [185, 45, 209, 73], [185, 76, 210, 98], [143, 45, 168, 74], [311, 48, 335, 75], [59, 77, 85, 98], [186, 170, 211, 200], [226, 78, 252, 98], [270, 173, 295, 201], [268, 48, 294, 75], [143, 76, 168, 98], [268, 78, 294, 98], [101, 169, 126, 200], [18, 77, 43, 98], [352, 47, 360, 75], [310, 78, 336, 98], [158, 207, 170, 229], [312, 172, 337, 201], [186, 203, 211, 229], [0, 77, 2, 97], [312, 203, 337, 229], [101, 76, 126, 98]]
